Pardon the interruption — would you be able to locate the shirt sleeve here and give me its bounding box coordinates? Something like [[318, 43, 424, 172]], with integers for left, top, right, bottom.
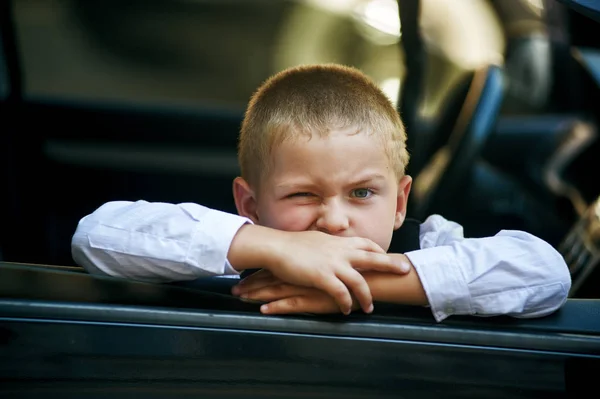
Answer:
[[405, 214, 572, 322], [71, 200, 251, 282]]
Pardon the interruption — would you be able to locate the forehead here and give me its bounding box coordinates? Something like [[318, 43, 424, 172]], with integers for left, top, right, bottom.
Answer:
[[265, 128, 394, 184]]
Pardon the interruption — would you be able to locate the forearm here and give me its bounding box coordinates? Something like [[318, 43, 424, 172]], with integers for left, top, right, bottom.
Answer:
[[362, 254, 428, 306], [407, 226, 571, 321], [228, 224, 284, 271]]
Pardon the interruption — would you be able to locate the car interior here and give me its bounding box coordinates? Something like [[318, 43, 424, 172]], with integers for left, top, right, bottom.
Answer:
[[1, 0, 600, 397]]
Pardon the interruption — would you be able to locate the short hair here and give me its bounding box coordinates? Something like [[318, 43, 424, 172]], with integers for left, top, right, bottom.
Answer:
[[238, 63, 409, 187]]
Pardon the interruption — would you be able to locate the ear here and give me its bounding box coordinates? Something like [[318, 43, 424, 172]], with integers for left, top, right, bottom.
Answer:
[[233, 177, 260, 224], [394, 175, 413, 230]]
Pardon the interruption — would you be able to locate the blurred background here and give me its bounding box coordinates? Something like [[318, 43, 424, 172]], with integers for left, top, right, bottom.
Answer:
[[12, 0, 572, 118], [3, 0, 600, 296]]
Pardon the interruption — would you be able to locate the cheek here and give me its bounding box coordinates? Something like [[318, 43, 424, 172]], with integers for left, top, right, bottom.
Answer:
[[353, 199, 397, 250], [259, 201, 316, 231]]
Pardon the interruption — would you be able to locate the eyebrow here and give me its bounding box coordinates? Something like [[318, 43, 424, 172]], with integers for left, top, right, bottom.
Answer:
[[275, 173, 387, 191], [274, 181, 317, 191], [347, 173, 387, 186]]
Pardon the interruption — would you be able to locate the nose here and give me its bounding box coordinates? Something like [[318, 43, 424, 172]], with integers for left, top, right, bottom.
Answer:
[[315, 199, 349, 234]]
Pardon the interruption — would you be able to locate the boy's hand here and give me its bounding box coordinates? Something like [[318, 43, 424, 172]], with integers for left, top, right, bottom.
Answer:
[[264, 231, 409, 315], [233, 270, 357, 315], [229, 226, 411, 315]]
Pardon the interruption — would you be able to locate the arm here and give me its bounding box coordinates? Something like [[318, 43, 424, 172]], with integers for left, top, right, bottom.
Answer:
[[233, 254, 427, 314], [71, 200, 250, 282], [361, 255, 427, 306], [235, 215, 571, 321], [72, 200, 410, 314], [406, 215, 572, 321]]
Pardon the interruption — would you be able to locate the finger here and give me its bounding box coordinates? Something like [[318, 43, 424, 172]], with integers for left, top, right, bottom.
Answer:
[[242, 284, 310, 302], [260, 296, 323, 315], [336, 268, 373, 313], [233, 271, 279, 295], [351, 237, 386, 253], [314, 278, 353, 315], [234, 279, 281, 295], [351, 251, 411, 274]]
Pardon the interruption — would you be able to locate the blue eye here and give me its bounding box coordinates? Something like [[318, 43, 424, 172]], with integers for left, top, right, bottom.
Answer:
[[351, 188, 373, 199]]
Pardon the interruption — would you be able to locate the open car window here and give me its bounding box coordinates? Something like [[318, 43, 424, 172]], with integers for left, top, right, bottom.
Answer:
[[2, 1, 600, 397], [1, 260, 600, 399]]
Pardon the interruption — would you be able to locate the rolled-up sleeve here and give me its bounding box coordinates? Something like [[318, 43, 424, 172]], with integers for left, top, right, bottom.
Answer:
[[405, 215, 572, 322], [71, 201, 251, 282]]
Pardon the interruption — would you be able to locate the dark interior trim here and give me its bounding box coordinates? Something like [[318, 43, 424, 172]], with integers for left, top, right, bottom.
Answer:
[[1, 262, 599, 356]]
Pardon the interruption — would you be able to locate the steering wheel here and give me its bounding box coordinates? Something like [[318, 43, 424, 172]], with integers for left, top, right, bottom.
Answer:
[[409, 65, 506, 221]]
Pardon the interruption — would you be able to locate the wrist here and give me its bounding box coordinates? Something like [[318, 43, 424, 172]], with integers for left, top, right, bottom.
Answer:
[[362, 254, 428, 306], [228, 224, 285, 271]]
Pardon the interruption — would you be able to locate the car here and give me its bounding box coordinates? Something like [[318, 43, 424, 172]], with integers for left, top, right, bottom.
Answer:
[[1, 1, 599, 398]]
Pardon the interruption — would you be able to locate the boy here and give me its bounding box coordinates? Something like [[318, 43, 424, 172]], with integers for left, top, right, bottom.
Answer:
[[72, 64, 571, 321]]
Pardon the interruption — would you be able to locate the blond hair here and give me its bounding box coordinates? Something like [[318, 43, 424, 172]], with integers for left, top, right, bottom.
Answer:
[[238, 64, 409, 187]]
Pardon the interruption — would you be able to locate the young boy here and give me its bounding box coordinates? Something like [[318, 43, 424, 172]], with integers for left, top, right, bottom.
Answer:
[[71, 64, 571, 322]]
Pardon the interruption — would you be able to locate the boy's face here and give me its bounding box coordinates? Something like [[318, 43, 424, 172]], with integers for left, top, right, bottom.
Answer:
[[233, 127, 412, 252]]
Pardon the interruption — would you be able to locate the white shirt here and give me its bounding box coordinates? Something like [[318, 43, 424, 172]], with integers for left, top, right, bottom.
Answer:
[[71, 200, 572, 322]]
